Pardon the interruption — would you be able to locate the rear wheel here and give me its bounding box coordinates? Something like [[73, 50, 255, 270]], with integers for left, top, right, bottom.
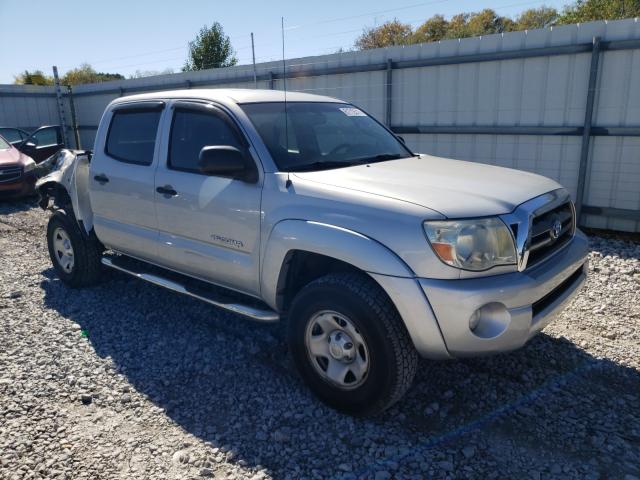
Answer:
[[47, 210, 104, 288], [288, 272, 418, 416]]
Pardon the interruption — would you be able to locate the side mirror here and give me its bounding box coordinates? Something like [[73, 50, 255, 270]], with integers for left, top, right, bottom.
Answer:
[[198, 145, 257, 182]]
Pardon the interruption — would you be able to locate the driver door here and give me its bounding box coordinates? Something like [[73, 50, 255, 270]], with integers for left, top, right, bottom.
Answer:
[[154, 101, 263, 296]]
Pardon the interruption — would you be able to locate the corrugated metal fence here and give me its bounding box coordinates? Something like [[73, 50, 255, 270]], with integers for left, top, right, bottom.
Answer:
[[1, 18, 639, 231]]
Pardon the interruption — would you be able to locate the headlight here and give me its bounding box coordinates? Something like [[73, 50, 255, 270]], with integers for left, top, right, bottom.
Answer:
[[424, 218, 516, 271], [23, 158, 36, 172]]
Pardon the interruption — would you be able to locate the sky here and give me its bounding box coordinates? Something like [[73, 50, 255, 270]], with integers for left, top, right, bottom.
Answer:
[[0, 0, 569, 84]]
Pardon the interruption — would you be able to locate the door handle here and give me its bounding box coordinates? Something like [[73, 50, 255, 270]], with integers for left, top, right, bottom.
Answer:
[[93, 174, 109, 184], [156, 185, 178, 197]]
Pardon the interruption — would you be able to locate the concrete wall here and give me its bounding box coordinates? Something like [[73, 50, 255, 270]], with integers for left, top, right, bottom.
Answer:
[[1, 18, 639, 231]]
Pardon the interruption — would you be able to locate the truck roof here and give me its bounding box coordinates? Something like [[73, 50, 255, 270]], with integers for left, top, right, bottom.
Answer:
[[109, 88, 346, 105]]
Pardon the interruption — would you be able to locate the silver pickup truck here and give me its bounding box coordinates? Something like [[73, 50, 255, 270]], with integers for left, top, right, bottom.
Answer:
[[37, 89, 589, 415]]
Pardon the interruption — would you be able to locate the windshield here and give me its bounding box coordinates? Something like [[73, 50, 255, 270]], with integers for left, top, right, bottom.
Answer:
[[0, 136, 10, 150], [240, 102, 413, 171]]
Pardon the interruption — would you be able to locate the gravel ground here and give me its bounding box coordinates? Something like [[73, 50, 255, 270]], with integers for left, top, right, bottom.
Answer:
[[1, 199, 639, 480]]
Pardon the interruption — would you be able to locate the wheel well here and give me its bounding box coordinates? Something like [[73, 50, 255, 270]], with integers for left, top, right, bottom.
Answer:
[[276, 251, 364, 312], [38, 182, 72, 211]]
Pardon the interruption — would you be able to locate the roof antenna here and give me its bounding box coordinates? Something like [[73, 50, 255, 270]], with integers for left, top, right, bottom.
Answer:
[[282, 16, 292, 190]]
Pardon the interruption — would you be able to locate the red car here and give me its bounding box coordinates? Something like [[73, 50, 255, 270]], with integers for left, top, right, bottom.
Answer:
[[0, 134, 37, 198]]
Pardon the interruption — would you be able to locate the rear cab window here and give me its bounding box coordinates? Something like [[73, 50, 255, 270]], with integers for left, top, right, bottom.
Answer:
[[105, 104, 163, 165]]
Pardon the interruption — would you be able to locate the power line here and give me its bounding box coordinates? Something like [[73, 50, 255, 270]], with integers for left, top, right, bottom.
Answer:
[[284, 0, 452, 30], [56, 0, 557, 77], [59, 0, 455, 72]]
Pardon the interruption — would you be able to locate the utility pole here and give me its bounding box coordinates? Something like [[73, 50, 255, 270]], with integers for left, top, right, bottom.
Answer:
[[251, 32, 257, 88], [52, 66, 69, 146]]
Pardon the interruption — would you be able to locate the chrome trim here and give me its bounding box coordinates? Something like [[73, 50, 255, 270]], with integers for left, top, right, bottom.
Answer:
[[101, 256, 279, 322], [500, 189, 574, 272]]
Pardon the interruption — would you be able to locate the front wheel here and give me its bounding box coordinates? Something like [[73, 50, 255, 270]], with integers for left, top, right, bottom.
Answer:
[[47, 210, 104, 288], [288, 273, 418, 416]]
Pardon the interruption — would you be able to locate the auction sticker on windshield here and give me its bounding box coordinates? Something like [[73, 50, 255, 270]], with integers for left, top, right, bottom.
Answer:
[[339, 107, 367, 117]]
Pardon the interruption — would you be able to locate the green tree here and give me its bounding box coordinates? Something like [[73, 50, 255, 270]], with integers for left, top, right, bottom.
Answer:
[[465, 9, 512, 36], [14, 70, 53, 85], [557, 0, 640, 23], [61, 63, 124, 85], [354, 19, 413, 50], [183, 22, 237, 71], [351, 1, 640, 51], [412, 15, 449, 43], [515, 6, 558, 29], [444, 13, 471, 39]]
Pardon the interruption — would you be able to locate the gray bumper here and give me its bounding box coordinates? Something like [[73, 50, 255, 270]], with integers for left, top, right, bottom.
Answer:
[[419, 230, 589, 358]]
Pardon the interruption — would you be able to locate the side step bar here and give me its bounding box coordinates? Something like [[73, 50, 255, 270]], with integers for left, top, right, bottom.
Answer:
[[101, 256, 279, 322]]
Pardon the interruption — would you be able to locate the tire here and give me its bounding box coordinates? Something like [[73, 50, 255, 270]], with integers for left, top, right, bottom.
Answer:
[[47, 210, 104, 288], [288, 272, 418, 416]]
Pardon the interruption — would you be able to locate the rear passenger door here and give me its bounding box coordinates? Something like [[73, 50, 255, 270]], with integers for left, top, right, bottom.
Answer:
[[153, 101, 263, 295], [89, 101, 165, 262]]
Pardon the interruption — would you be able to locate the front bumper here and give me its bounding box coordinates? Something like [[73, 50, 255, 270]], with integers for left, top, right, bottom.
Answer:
[[419, 230, 589, 357], [0, 173, 36, 198], [0, 171, 36, 198]]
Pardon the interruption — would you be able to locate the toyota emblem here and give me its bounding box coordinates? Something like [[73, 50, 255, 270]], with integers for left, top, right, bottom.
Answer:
[[550, 219, 562, 240]]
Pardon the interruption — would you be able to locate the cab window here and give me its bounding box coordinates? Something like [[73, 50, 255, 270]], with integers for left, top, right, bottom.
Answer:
[[168, 108, 244, 174], [106, 110, 161, 165]]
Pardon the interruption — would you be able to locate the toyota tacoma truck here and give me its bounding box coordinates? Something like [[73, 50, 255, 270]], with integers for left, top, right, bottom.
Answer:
[[37, 89, 589, 415]]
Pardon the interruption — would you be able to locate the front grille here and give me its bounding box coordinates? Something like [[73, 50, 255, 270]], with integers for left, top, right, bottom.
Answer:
[[527, 201, 574, 268], [0, 165, 22, 183]]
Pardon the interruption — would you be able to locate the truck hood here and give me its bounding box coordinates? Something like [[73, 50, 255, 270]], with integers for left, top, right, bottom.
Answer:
[[293, 154, 562, 218]]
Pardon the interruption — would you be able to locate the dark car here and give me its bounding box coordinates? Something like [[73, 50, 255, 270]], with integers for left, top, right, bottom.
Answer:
[[0, 125, 65, 163], [0, 134, 38, 198]]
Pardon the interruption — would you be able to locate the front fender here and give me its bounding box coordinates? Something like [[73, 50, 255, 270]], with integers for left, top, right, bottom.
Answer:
[[260, 219, 451, 359], [36, 150, 93, 235], [260, 220, 414, 309]]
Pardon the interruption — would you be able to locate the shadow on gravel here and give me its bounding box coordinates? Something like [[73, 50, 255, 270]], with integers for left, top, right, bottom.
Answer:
[[0, 196, 39, 214], [40, 268, 640, 479]]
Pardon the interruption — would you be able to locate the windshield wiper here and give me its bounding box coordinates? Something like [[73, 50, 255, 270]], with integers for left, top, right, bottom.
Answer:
[[288, 153, 416, 172], [288, 161, 356, 172], [348, 153, 413, 165]]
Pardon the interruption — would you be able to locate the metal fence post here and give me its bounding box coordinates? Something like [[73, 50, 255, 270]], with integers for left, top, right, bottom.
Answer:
[[575, 37, 601, 224], [269, 71, 275, 90], [66, 86, 81, 149], [52, 66, 69, 146], [386, 58, 393, 126]]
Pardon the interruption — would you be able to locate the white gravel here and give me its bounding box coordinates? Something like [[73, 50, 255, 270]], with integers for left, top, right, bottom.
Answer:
[[1, 199, 639, 480]]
